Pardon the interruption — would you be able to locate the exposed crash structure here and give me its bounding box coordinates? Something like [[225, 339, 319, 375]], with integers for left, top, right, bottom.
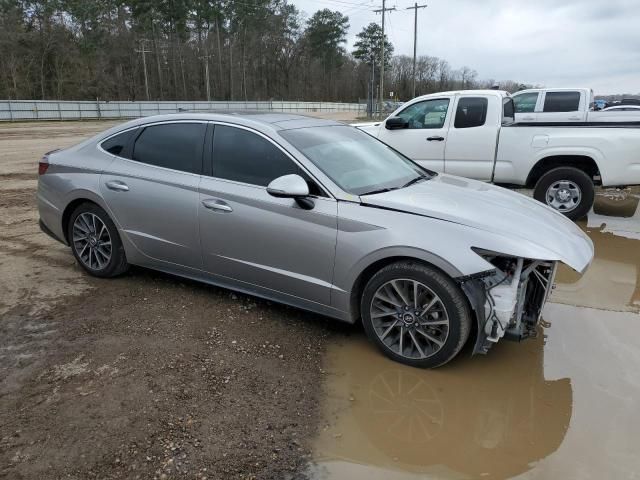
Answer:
[[463, 253, 558, 354]]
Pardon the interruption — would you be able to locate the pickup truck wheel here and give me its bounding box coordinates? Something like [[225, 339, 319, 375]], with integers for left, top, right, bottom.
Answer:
[[361, 261, 471, 368], [533, 167, 594, 220]]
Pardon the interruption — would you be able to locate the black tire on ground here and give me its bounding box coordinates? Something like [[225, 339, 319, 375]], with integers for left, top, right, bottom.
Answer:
[[360, 261, 472, 368], [67, 202, 129, 278], [533, 167, 595, 220]]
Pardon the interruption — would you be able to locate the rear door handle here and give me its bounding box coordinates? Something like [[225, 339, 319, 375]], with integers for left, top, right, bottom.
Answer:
[[427, 136, 445, 141], [202, 198, 233, 213], [568, 116, 581, 120], [522, 116, 535, 121], [105, 180, 129, 192]]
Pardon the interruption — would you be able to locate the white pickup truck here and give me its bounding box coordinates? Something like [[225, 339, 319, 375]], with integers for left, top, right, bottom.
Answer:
[[512, 87, 640, 123], [356, 90, 640, 219]]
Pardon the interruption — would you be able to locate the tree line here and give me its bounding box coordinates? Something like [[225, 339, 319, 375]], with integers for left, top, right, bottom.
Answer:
[[0, 0, 531, 103]]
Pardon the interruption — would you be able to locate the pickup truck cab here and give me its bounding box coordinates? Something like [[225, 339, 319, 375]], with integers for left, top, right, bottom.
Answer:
[[357, 90, 640, 219], [512, 87, 640, 123]]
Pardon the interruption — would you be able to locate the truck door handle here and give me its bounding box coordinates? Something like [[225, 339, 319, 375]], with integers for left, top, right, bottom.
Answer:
[[568, 116, 581, 120], [105, 180, 129, 192], [427, 136, 445, 141], [522, 116, 535, 121], [202, 198, 233, 213]]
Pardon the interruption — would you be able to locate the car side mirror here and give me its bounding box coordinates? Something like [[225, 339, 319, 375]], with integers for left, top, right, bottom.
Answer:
[[385, 116, 409, 130], [267, 174, 315, 209], [267, 174, 309, 198]]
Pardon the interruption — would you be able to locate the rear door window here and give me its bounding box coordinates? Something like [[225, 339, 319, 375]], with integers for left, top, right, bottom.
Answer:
[[132, 123, 206, 174], [543, 92, 581, 112], [454, 97, 488, 128], [513, 92, 539, 113]]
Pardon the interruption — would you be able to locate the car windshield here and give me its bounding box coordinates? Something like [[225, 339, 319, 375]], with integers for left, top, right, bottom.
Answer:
[[279, 125, 432, 195]]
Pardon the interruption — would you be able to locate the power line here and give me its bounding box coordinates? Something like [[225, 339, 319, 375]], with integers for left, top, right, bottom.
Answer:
[[310, 0, 371, 8], [342, 0, 375, 14], [406, 3, 427, 98], [320, 0, 373, 6]]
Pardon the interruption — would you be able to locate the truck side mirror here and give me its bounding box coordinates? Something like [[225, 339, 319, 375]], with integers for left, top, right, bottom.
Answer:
[[385, 117, 409, 130]]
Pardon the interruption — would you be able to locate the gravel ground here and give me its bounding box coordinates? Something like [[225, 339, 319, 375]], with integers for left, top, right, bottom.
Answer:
[[0, 120, 351, 480]]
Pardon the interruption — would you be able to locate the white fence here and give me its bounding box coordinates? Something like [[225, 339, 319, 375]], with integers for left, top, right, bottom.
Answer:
[[0, 100, 366, 121]]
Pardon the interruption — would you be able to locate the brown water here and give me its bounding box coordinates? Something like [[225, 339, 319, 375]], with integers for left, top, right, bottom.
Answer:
[[310, 190, 640, 479]]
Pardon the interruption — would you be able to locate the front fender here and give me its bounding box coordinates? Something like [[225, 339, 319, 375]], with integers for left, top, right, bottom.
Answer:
[[346, 245, 465, 289]]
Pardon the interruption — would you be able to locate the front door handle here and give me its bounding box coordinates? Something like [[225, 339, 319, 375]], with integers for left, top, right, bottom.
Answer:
[[522, 116, 535, 121], [427, 136, 445, 141], [202, 198, 233, 213], [105, 180, 129, 192], [568, 116, 581, 120]]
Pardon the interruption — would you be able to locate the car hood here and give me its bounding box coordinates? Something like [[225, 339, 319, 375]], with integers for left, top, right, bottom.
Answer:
[[360, 174, 594, 273]]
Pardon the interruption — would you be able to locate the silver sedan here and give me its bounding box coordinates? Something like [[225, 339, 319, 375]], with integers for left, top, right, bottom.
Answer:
[[37, 114, 593, 367]]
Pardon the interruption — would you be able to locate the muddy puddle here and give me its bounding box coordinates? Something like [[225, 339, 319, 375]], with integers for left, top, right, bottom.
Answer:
[[310, 189, 640, 479]]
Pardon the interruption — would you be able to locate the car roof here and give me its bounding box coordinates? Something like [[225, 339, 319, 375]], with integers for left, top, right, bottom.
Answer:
[[109, 112, 344, 133], [514, 87, 592, 93], [411, 90, 510, 102]]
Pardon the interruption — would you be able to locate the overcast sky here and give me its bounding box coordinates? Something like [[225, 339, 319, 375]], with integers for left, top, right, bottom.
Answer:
[[292, 0, 640, 94]]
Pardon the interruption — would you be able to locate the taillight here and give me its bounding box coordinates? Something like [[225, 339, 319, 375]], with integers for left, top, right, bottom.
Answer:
[[38, 158, 49, 175], [38, 149, 59, 175]]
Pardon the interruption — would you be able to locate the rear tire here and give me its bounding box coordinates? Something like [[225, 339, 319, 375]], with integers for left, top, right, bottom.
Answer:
[[533, 167, 594, 220], [360, 261, 471, 368], [68, 202, 129, 278]]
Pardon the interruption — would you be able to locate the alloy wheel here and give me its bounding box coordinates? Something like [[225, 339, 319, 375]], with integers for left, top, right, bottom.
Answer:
[[72, 212, 112, 270], [369, 279, 450, 360]]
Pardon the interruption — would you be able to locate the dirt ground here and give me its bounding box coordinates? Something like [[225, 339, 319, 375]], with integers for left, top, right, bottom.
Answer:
[[3, 120, 640, 480], [0, 120, 348, 479]]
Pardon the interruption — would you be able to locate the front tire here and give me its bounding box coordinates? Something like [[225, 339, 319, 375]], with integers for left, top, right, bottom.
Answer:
[[533, 167, 594, 220], [68, 202, 129, 278], [361, 261, 471, 368]]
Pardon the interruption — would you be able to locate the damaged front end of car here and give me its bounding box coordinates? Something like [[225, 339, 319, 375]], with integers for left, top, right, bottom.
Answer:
[[460, 250, 558, 355]]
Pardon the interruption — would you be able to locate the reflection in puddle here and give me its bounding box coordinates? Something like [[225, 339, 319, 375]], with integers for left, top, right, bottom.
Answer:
[[554, 190, 640, 312], [553, 228, 640, 311], [311, 188, 640, 479], [310, 334, 571, 479]]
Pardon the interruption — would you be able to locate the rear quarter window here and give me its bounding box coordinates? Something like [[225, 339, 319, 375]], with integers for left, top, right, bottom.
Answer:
[[100, 129, 136, 157]]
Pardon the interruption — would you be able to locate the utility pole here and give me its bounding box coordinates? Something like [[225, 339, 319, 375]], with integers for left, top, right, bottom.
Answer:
[[374, 1, 395, 119], [135, 39, 152, 101], [406, 3, 427, 98], [199, 52, 214, 102]]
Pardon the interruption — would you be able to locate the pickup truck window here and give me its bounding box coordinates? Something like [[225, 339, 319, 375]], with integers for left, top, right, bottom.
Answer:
[[396, 99, 450, 129], [454, 97, 488, 128], [513, 92, 538, 113], [543, 92, 580, 112]]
